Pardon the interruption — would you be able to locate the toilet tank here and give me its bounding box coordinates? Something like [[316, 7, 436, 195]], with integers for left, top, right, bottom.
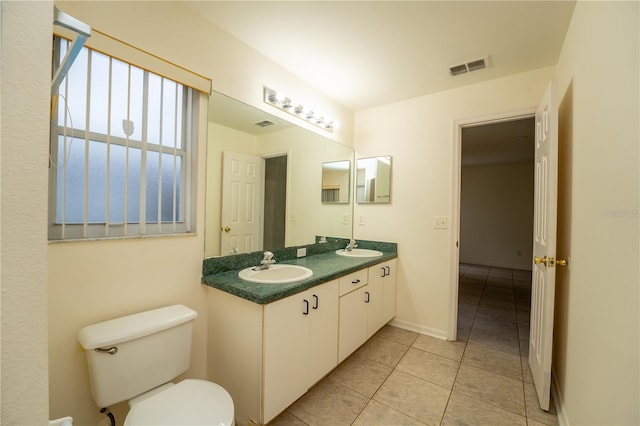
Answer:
[[77, 305, 197, 408]]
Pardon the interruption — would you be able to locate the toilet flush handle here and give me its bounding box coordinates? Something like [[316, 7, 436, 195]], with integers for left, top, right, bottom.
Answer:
[[95, 346, 118, 355]]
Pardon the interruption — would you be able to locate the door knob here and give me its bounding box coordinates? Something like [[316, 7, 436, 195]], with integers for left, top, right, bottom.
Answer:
[[534, 256, 548, 266], [556, 259, 568, 267], [223, 226, 231, 233]]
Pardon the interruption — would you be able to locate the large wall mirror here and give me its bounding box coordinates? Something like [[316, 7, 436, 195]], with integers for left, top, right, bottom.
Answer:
[[356, 156, 392, 204], [205, 92, 354, 258]]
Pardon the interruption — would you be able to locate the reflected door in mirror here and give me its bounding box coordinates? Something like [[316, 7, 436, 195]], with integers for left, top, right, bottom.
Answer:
[[221, 151, 263, 254]]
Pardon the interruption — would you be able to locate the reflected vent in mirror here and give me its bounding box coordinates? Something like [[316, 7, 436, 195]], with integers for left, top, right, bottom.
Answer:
[[255, 120, 276, 128]]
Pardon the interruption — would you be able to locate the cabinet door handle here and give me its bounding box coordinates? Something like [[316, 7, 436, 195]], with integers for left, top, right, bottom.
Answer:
[[380, 267, 386, 277], [312, 294, 319, 310], [352, 279, 361, 284], [303, 299, 309, 315], [385, 266, 391, 275], [365, 291, 370, 303]]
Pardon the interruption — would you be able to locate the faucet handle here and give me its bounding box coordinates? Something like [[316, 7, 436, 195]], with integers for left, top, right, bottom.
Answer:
[[263, 251, 274, 260]]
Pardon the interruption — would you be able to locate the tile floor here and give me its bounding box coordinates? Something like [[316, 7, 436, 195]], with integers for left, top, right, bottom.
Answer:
[[269, 264, 560, 426]]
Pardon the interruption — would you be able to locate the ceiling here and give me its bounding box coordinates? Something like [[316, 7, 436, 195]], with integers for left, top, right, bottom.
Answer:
[[185, 1, 575, 112]]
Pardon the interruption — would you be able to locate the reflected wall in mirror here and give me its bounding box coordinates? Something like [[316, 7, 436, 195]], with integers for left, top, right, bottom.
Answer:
[[356, 156, 392, 204], [321, 160, 350, 204], [206, 92, 354, 258]]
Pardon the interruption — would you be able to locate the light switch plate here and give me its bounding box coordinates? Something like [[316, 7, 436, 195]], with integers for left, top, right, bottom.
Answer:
[[434, 216, 447, 229]]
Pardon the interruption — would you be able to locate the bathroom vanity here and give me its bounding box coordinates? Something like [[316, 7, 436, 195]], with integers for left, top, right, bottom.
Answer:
[[202, 242, 397, 425]]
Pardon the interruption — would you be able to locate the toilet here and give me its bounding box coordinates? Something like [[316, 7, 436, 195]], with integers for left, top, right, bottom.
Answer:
[[78, 305, 234, 425]]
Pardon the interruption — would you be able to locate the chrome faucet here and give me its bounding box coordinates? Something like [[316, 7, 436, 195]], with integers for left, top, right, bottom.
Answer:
[[254, 251, 276, 270], [345, 239, 358, 252]]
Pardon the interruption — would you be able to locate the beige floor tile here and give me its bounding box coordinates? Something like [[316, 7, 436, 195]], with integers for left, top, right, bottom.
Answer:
[[373, 370, 450, 425], [412, 334, 467, 361], [396, 347, 460, 389], [468, 325, 521, 356], [524, 381, 559, 425], [475, 306, 517, 323], [462, 342, 522, 380], [375, 325, 419, 346], [356, 336, 409, 367], [441, 391, 527, 426], [457, 321, 472, 342], [522, 357, 534, 384], [268, 411, 308, 426], [459, 294, 480, 305], [288, 380, 368, 426], [472, 315, 519, 336], [453, 363, 526, 416], [458, 303, 479, 322], [527, 419, 551, 426], [328, 352, 392, 397], [352, 400, 426, 426]]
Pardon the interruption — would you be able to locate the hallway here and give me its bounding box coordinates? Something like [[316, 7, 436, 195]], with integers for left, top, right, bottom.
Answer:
[[270, 264, 558, 425]]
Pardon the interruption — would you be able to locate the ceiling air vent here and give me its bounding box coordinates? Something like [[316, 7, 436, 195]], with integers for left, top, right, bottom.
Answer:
[[449, 56, 489, 77], [255, 120, 276, 128]]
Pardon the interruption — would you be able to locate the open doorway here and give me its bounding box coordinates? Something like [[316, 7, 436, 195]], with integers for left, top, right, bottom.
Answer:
[[263, 155, 287, 249], [454, 115, 536, 345]]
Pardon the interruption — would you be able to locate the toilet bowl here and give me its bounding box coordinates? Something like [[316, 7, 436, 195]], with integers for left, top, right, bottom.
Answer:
[[124, 379, 234, 426]]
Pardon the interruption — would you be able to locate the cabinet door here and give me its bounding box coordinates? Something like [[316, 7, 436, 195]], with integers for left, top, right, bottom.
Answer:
[[338, 287, 368, 363], [263, 292, 309, 423], [382, 259, 397, 324], [366, 267, 385, 338], [308, 280, 339, 386]]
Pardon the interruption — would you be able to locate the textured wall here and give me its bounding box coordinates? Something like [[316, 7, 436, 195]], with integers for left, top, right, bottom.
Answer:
[[1, 1, 52, 424]]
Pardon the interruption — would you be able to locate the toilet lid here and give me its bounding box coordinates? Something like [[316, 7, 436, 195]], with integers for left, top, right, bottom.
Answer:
[[125, 379, 234, 426]]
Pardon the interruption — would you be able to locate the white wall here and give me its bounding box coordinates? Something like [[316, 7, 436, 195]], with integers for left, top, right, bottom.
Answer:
[[552, 2, 639, 424], [0, 2, 52, 424], [460, 163, 534, 270], [354, 66, 554, 337]]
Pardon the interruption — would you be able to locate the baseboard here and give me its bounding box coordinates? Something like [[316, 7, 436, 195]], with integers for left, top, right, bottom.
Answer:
[[388, 318, 449, 340], [551, 368, 570, 426]]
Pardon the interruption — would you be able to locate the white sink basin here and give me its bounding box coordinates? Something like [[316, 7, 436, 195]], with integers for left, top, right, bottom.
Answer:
[[238, 264, 313, 284], [335, 248, 384, 258]]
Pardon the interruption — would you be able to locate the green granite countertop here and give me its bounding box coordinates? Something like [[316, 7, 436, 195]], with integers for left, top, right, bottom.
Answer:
[[202, 240, 397, 305]]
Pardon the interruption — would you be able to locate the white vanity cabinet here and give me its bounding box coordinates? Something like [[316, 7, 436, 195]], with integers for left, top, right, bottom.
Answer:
[[338, 259, 397, 363], [263, 279, 338, 422], [205, 257, 396, 425], [369, 259, 397, 325]]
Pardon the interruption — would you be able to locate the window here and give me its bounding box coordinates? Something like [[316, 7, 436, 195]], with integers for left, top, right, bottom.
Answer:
[[49, 36, 198, 240]]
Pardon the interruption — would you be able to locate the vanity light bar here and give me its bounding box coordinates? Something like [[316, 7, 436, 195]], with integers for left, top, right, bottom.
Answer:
[[263, 86, 339, 133]]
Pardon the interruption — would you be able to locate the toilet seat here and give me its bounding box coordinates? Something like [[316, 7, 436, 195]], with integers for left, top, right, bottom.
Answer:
[[124, 379, 234, 426]]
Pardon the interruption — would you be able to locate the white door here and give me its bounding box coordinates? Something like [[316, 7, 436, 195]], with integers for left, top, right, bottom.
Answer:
[[529, 80, 558, 411], [221, 151, 263, 255]]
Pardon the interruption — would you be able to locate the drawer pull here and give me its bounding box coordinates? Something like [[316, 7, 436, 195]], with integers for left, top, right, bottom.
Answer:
[[352, 279, 361, 284]]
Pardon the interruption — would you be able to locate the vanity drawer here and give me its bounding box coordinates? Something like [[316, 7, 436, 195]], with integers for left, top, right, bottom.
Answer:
[[339, 269, 368, 296]]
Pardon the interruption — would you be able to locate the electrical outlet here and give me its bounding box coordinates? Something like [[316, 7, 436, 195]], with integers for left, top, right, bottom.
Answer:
[[343, 213, 350, 225], [434, 216, 447, 229], [297, 247, 306, 258], [358, 215, 365, 225]]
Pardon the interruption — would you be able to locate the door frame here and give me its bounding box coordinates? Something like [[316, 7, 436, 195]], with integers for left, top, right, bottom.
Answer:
[[449, 109, 536, 341]]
